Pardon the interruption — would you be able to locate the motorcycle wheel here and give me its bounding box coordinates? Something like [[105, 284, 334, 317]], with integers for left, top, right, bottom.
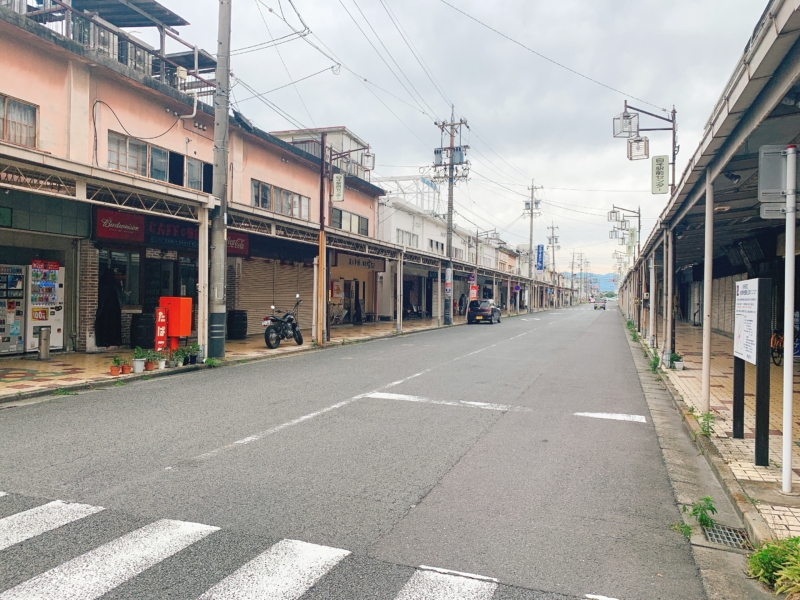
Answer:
[[294, 329, 304, 345], [265, 325, 281, 349]]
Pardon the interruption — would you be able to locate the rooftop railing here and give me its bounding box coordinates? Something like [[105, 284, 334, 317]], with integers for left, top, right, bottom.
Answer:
[[2, 0, 215, 103]]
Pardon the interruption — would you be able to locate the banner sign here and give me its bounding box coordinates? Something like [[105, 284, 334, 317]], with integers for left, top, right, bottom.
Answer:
[[96, 208, 145, 242], [333, 174, 345, 202], [652, 155, 669, 194], [536, 244, 544, 271], [227, 231, 250, 256], [154, 307, 167, 352], [734, 279, 759, 364], [444, 268, 452, 298], [469, 285, 478, 300]]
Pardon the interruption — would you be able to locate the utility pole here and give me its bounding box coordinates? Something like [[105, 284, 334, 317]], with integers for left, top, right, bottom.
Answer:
[[570, 251, 575, 307], [208, 0, 232, 359], [432, 105, 469, 326], [316, 132, 327, 345]]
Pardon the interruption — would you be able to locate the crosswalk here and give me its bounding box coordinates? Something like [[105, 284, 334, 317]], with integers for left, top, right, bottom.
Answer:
[[0, 492, 516, 600]]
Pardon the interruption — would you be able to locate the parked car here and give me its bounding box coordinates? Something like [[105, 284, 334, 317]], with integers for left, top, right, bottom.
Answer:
[[594, 298, 607, 310], [468, 300, 501, 324]]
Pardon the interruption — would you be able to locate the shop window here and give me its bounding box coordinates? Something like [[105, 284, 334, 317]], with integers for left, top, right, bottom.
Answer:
[[0, 94, 37, 148], [98, 249, 140, 306], [187, 157, 203, 191], [150, 146, 169, 182]]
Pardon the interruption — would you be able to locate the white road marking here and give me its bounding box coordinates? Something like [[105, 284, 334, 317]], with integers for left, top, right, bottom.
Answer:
[[385, 368, 432, 388], [574, 412, 646, 423], [366, 393, 531, 413], [394, 569, 497, 599], [419, 565, 498, 582], [0, 492, 6, 498], [0, 500, 105, 552], [0, 519, 218, 600], [197, 539, 349, 600], [586, 595, 620, 600]]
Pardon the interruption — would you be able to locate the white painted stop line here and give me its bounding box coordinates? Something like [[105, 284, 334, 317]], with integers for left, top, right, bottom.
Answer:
[[574, 412, 646, 423], [197, 539, 349, 600]]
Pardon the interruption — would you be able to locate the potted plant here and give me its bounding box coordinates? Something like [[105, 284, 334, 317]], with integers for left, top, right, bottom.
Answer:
[[671, 352, 685, 370], [144, 350, 156, 372], [188, 342, 200, 365], [110, 355, 122, 376], [156, 350, 166, 370], [167, 349, 179, 368], [132, 346, 147, 373], [120, 359, 132, 375]]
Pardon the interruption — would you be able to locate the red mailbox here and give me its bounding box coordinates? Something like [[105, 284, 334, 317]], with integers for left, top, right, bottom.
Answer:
[[159, 297, 192, 337]]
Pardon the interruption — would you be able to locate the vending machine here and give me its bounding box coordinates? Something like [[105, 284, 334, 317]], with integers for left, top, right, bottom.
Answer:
[[0, 265, 26, 354], [25, 260, 65, 352]]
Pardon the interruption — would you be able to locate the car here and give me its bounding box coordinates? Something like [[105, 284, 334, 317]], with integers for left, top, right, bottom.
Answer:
[[594, 298, 607, 310], [467, 299, 501, 324]]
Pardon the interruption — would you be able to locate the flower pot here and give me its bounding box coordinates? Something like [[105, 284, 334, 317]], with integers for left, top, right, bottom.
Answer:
[[144, 361, 156, 372], [674, 361, 685, 370], [158, 359, 166, 370], [121, 364, 132, 374], [189, 355, 197, 365], [167, 360, 178, 368], [110, 366, 121, 376], [132, 358, 145, 374], [183, 356, 189, 366]]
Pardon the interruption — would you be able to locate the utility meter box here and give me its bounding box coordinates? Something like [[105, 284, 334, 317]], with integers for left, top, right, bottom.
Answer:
[[159, 296, 192, 337]]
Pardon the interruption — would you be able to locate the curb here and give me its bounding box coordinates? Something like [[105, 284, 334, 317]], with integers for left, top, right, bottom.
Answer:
[[1, 311, 534, 405], [619, 310, 774, 547]]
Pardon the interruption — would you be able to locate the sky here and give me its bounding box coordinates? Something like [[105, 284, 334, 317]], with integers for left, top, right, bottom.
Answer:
[[137, 0, 768, 274]]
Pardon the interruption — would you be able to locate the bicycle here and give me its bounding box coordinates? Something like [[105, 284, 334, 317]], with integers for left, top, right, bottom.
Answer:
[[771, 330, 784, 366]]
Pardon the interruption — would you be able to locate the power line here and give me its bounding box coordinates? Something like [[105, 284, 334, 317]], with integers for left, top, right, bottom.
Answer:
[[438, 0, 667, 111], [235, 66, 338, 102]]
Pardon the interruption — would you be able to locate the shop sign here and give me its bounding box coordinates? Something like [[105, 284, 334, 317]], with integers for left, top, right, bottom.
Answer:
[[96, 208, 145, 242], [469, 285, 478, 300], [333, 174, 345, 202], [31, 260, 60, 270], [468, 273, 476, 282], [331, 280, 344, 299], [338, 253, 385, 272], [227, 231, 250, 256], [734, 279, 759, 365], [146, 217, 199, 248], [154, 307, 167, 352]]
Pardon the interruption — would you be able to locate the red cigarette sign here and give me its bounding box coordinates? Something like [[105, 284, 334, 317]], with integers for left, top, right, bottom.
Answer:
[[154, 307, 167, 352]]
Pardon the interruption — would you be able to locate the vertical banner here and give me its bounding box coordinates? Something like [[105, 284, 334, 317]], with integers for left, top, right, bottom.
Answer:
[[469, 285, 478, 300], [652, 155, 669, 194], [155, 307, 168, 352], [333, 174, 345, 202], [444, 268, 452, 299], [535, 244, 544, 270]]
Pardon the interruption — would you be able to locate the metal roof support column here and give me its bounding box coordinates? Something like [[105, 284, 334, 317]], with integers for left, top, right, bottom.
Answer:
[[396, 254, 403, 333], [665, 228, 674, 365], [701, 174, 714, 414], [660, 231, 668, 357], [649, 254, 656, 348]]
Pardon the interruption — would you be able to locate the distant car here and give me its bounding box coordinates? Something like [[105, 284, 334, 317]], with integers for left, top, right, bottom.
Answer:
[[594, 298, 607, 310], [467, 299, 501, 324]]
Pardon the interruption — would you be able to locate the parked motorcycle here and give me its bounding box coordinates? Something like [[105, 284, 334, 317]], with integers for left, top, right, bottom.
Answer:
[[263, 294, 303, 349]]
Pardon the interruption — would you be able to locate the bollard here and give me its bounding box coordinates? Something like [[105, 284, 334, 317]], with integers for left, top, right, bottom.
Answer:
[[37, 326, 51, 361]]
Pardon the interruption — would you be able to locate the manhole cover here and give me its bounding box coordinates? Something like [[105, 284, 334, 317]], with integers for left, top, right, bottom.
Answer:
[[703, 523, 752, 549]]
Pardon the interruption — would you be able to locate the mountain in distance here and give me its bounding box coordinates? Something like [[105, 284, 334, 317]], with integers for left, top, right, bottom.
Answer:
[[561, 272, 619, 293]]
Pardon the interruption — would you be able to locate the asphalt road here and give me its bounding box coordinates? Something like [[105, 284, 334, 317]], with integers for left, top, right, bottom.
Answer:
[[0, 304, 705, 600]]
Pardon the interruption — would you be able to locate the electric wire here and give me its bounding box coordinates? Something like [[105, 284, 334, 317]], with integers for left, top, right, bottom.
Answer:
[[235, 67, 339, 103], [438, 0, 667, 111]]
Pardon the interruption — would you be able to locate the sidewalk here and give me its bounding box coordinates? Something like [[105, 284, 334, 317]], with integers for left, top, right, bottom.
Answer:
[[0, 312, 528, 401], [658, 320, 800, 540]]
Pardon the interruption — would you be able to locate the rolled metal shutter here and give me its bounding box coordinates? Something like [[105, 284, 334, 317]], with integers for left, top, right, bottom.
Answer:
[[239, 259, 275, 335]]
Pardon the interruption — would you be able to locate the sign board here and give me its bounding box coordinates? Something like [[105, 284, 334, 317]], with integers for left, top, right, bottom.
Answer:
[[651, 155, 669, 194], [761, 204, 787, 220], [154, 307, 167, 352], [536, 270, 544, 278], [444, 268, 452, 298], [96, 208, 145, 242], [467, 273, 476, 282], [227, 231, 249, 256], [333, 174, 345, 202], [734, 279, 759, 364], [536, 244, 544, 271], [759, 145, 791, 203], [469, 285, 478, 300]]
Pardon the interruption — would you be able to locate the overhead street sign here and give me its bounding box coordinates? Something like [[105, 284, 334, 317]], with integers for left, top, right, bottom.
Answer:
[[651, 155, 669, 194]]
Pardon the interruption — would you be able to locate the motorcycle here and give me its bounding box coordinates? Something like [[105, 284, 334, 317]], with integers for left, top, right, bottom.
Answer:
[[263, 294, 303, 349]]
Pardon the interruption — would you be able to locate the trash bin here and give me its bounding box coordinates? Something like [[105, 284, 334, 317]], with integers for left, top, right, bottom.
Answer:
[[38, 326, 51, 361], [226, 310, 248, 340]]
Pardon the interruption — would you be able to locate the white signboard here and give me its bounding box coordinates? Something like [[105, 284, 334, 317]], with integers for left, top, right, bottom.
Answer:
[[734, 279, 759, 365], [651, 155, 669, 194], [333, 174, 345, 202]]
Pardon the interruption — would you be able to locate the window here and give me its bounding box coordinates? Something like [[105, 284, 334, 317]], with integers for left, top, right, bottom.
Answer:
[[0, 95, 37, 148], [187, 157, 203, 191], [98, 249, 140, 306], [453, 248, 464, 260], [250, 179, 310, 220], [396, 229, 418, 248], [429, 240, 444, 255], [108, 132, 146, 176], [150, 146, 168, 182], [332, 208, 368, 235]]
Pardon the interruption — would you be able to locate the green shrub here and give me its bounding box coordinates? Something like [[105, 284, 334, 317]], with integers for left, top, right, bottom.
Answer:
[[699, 412, 715, 436], [682, 496, 717, 528], [649, 353, 660, 373], [775, 553, 800, 595], [748, 537, 800, 588]]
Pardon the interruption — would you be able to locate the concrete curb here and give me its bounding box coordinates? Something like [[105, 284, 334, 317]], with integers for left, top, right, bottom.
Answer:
[[0, 311, 534, 405], [618, 310, 774, 547]]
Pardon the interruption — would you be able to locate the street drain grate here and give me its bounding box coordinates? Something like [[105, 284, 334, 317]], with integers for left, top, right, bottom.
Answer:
[[703, 523, 752, 549]]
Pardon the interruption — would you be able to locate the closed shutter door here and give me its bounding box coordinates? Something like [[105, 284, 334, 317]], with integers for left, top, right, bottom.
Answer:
[[240, 259, 276, 335], [273, 263, 314, 331]]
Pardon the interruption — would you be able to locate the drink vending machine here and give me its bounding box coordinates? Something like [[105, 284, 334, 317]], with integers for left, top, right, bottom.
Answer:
[[0, 265, 26, 354], [25, 260, 65, 352]]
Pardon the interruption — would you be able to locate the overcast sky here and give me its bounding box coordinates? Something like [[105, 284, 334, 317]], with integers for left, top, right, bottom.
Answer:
[[143, 0, 767, 273]]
